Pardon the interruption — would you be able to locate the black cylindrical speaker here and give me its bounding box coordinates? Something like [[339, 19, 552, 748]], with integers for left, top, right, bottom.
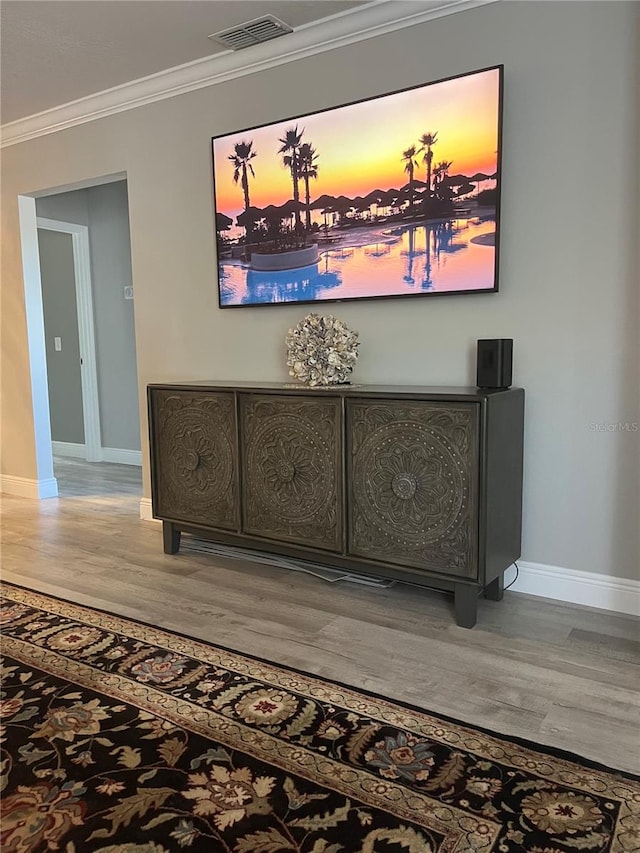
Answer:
[[476, 339, 513, 389]]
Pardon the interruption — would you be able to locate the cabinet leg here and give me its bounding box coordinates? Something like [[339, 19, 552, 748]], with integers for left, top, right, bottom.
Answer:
[[454, 584, 478, 629], [163, 522, 181, 554], [484, 573, 504, 601]]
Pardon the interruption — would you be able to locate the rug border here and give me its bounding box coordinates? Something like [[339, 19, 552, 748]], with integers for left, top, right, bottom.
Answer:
[[2, 579, 638, 783]]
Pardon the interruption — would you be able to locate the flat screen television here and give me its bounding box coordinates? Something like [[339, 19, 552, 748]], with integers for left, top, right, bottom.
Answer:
[[212, 64, 503, 308]]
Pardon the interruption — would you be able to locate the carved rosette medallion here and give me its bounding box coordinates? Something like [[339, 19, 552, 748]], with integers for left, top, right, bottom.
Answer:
[[348, 401, 478, 576], [152, 392, 238, 529], [241, 396, 342, 551]]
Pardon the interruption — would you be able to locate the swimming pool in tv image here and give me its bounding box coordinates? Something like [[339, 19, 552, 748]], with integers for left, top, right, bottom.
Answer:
[[218, 217, 496, 306]]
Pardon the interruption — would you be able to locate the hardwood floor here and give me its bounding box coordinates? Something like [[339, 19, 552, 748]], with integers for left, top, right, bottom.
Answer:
[[1, 457, 638, 774]]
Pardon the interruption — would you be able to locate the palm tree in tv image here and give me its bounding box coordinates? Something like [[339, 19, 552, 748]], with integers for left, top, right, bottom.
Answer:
[[298, 142, 319, 231], [278, 125, 304, 232], [433, 160, 453, 200], [419, 131, 438, 203], [401, 145, 420, 215], [229, 139, 257, 240]]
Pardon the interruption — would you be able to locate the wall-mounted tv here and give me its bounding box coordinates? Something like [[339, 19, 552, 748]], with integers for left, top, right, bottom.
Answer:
[[212, 65, 503, 308]]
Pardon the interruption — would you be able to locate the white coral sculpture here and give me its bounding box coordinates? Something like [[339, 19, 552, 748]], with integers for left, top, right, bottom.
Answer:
[[286, 313, 360, 387]]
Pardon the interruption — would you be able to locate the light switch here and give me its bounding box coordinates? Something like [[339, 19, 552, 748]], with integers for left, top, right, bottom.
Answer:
[[54, 337, 62, 351]]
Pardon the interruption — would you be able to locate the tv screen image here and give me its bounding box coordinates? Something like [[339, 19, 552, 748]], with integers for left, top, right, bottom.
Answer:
[[212, 65, 503, 308]]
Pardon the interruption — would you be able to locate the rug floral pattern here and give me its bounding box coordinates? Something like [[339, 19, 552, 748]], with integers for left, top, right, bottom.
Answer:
[[1, 585, 638, 853]]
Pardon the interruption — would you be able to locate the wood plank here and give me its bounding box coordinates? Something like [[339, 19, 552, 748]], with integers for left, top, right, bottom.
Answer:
[[0, 456, 638, 774]]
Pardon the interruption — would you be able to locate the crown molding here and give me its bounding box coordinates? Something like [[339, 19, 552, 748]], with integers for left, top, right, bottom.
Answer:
[[1, 0, 497, 149]]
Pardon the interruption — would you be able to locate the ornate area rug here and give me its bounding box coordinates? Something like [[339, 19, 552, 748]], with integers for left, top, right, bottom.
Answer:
[[1, 584, 638, 853]]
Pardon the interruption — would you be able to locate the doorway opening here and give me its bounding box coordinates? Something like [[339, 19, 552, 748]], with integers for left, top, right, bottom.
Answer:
[[37, 218, 101, 462], [19, 175, 142, 502]]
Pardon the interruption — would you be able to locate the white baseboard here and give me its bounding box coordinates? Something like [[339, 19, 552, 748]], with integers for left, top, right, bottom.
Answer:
[[139, 498, 160, 522], [51, 442, 142, 466], [510, 560, 639, 618], [131, 507, 640, 618], [102, 448, 142, 466], [52, 441, 86, 458], [1, 475, 58, 499]]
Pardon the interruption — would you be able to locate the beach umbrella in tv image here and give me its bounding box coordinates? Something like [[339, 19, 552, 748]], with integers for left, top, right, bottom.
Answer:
[[383, 189, 404, 215], [216, 212, 233, 233], [310, 194, 337, 210], [444, 174, 469, 190], [215, 212, 234, 256], [321, 208, 338, 228], [362, 189, 387, 204], [236, 206, 263, 228], [350, 196, 371, 220], [235, 207, 263, 256], [400, 180, 426, 210], [470, 172, 491, 197], [258, 204, 282, 222], [331, 195, 354, 223], [443, 175, 474, 199], [310, 194, 340, 228], [257, 206, 285, 238], [275, 199, 306, 230], [362, 189, 391, 218], [454, 182, 476, 198]]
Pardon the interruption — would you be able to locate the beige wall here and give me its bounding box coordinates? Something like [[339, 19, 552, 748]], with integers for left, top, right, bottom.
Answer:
[[1, 2, 638, 579]]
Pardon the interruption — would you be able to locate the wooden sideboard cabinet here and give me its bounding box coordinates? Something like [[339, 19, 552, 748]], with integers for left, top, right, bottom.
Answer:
[[148, 382, 524, 628]]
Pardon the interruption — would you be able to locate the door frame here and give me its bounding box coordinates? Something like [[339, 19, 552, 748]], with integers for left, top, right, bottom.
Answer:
[[37, 217, 102, 462]]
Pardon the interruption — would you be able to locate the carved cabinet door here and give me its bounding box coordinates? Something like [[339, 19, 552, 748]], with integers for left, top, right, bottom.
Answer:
[[240, 394, 343, 552], [347, 399, 479, 578], [150, 390, 239, 530]]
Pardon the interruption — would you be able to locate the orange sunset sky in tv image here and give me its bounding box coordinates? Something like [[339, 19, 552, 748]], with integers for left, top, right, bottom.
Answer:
[[213, 68, 500, 221]]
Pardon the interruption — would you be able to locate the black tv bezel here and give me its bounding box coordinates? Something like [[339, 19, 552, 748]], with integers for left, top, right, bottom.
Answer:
[[211, 63, 504, 310]]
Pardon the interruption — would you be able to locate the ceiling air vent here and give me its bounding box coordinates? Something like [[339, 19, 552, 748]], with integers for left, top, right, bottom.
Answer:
[[209, 15, 293, 51]]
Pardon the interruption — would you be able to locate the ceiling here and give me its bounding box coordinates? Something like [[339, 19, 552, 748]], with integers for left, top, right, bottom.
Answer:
[[0, 0, 373, 125]]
